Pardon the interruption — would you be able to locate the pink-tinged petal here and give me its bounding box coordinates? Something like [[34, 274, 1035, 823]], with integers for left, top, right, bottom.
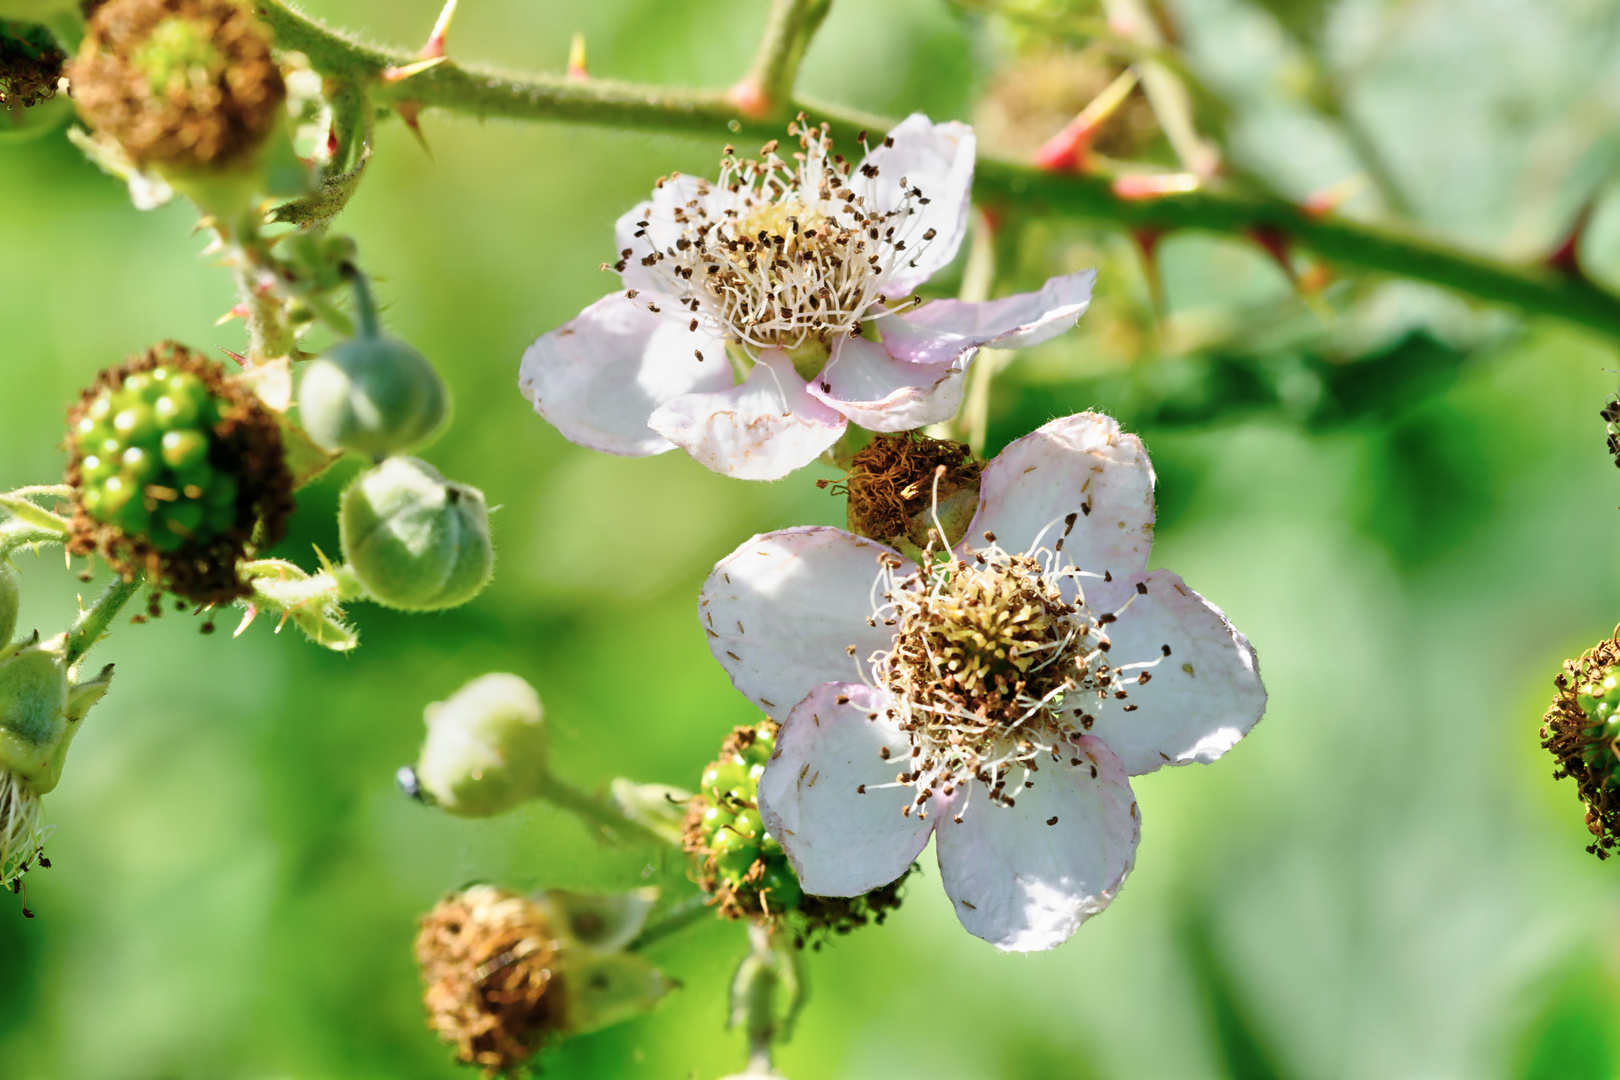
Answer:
[[700, 527, 906, 715], [758, 683, 933, 897], [807, 333, 968, 432], [853, 114, 976, 298], [1083, 569, 1265, 777], [935, 737, 1138, 952], [613, 174, 717, 295], [648, 349, 847, 480], [519, 291, 732, 457], [965, 412, 1155, 575], [882, 270, 1097, 366]]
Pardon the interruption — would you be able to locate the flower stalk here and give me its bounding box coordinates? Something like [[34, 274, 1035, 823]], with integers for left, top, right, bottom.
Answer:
[[63, 574, 143, 667]]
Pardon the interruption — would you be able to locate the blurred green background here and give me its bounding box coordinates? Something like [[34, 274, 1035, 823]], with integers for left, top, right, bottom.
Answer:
[[6, 0, 1620, 1075]]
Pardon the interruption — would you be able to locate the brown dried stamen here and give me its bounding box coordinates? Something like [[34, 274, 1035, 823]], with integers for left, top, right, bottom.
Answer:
[[823, 432, 982, 549], [0, 23, 66, 111]]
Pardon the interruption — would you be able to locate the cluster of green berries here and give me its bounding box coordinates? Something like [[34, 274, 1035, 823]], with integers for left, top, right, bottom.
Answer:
[[72, 363, 239, 551], [685, 723, 804, 917], [1576, 666, 1620, 772]]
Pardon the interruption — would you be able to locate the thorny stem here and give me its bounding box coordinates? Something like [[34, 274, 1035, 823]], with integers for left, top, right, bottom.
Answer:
[[64, 574, 143, 668], [244, 1, 1620, 337], [221, 208, 299, 363], [534, 773, 676, 849]]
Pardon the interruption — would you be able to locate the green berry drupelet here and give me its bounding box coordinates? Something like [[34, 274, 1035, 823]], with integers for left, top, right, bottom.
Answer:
[[66, 342, 293, 603], [683, 721, 913, 948], [1542, 630, 1620, 858]]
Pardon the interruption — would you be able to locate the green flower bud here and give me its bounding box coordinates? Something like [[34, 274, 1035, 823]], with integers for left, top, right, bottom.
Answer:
[[0, 563, 17, 647], [299, 336, 449, 460], [339, 456, 494, 612], [412, 673, 546, 817]]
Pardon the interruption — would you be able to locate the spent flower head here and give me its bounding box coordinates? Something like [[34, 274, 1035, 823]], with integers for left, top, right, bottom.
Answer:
[[416, 884, 671, 1076], [0, 20, 65, 112], [1541, 631, 1620, 857], [70, 0, 284, 175], [66, 342, 293, 605], [520, 114, 1095, 480], [700, 412, 1267, 951]]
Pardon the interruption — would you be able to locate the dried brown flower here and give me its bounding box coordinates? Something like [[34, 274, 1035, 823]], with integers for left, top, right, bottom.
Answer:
[[0, 22, 65, 111], [1541, 628, 1620, 858], [821, 432, 982, 551], [70, 0, 284, 171], [415, 886, 568, 1077]]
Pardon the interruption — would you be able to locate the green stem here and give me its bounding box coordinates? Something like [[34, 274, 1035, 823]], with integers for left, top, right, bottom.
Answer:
[[535, 774, 675, 849], [254, 0, 1620, 339], [64, 574, 142, 668], [222, 209, 299, 363], [626, 894, 713, 952], [347, 269, 381, 338], [742, 0, 831, 115]]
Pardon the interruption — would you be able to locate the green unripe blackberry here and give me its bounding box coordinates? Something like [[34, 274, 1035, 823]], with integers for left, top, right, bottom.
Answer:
[[684, 720, 916, 943], [66, 342, 293, 604], [298, 272, 449, 459], [339, 456, 493, 612]]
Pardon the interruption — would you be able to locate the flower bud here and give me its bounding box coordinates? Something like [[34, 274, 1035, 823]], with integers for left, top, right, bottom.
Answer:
[[298, 334, 449, 459], [65, 341, 294, 604], [410, 673, 546, 817], [415, 884, 671, 1074], [0, 562, 18, 647], [826, 432, 982, 558], [69, 0, 286, 205], [339, 456, 494, 612]]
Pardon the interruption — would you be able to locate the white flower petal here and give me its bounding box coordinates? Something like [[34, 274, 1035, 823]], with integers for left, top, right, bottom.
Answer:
[[519, 291, 732, 457], [935, 737, 1139, 952], [855, 114, 977, 298], [614, 174, 718, 295], [881, 270, 1097, 366], [964, 412, 1155, 575], [758, 683, 933, 897], [807, 333, 969, 432], [647, 349, 847, 480], [700, 526, 905, 715], [1083, 569, 1266, 777]]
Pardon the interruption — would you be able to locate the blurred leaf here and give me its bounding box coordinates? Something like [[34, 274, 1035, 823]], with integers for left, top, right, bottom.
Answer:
[[1182, 908, 1286, 1080], [1514, 966, 1617, 1080]]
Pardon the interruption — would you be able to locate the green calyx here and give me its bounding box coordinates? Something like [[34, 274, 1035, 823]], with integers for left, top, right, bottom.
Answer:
[[70, 362, 239, 554], [129, 15, 221, 96], [339, 456, 494, 612], [686, 723, 804, 917], [0, 632, 114, 794], [413, 673, 548, 817]]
